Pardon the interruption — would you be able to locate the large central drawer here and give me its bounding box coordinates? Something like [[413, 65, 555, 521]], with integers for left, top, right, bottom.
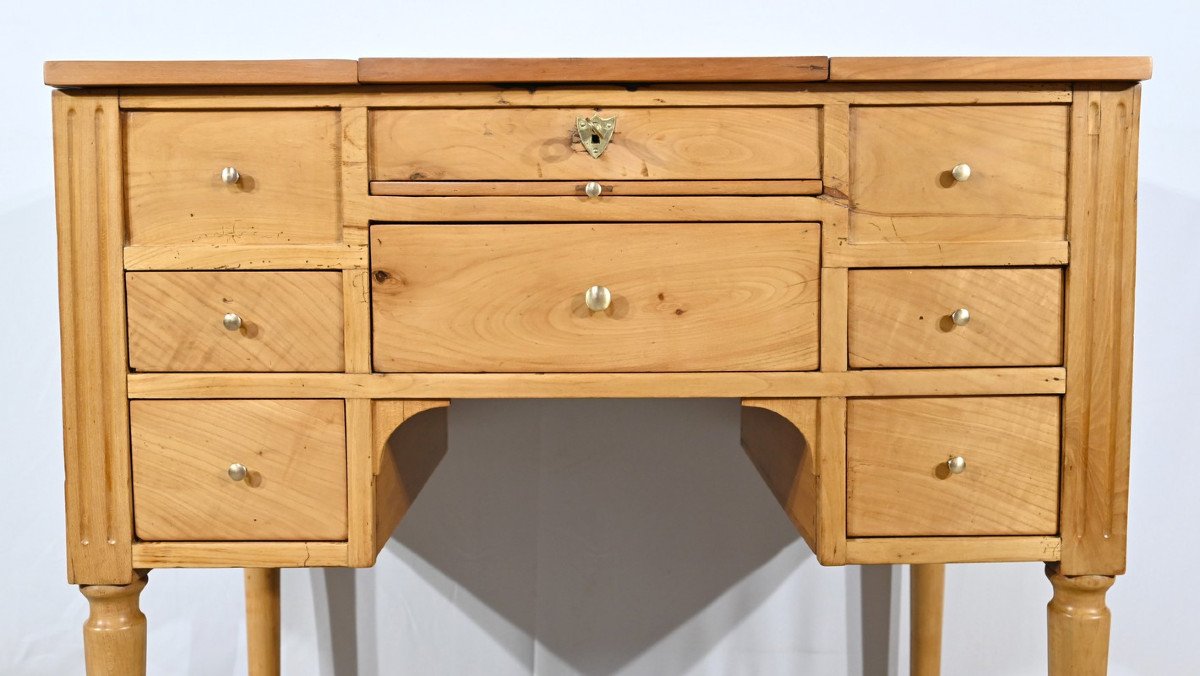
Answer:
[[370, 222, 820, 372]]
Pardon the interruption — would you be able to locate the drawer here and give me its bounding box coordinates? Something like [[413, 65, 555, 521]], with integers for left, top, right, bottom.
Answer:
[[131, 400, 347, 541], [846, 396, 1060, 537], [370, 107, 820, 182], [847, 268, 1063, 368], [125, 110, 341, 245], [126, 271, 344, 372], [849, 105, 1068, 242], [371, 222, 820, 372]]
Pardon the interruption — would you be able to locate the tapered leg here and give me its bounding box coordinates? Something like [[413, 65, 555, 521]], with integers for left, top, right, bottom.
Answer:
[[245, 568, 281, 676], [80, 571, 148, 676], [1046, 564, 1114, 676], [910, 563, 945, 676]]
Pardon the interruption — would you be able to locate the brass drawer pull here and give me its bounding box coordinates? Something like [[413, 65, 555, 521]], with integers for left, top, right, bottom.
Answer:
[[220, 165, 241, 185], [222, 312, 243, 331], [950, 307, 971, 327], [584, 285, 612, 312], [227, 463, 248, 482], [950, 163, 972, 182], [946, 456, 967, 475]]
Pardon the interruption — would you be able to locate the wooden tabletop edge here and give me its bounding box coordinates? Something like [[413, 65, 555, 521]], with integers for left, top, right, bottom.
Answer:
[[43, 56, 1154, 87]]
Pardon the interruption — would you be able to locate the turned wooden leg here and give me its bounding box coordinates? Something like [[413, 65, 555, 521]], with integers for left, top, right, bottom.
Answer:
[[910, 563, 945, 676], [1046, 564, 1115, 676], [245, 568, 281, 676], [80, 571, 148, 676]]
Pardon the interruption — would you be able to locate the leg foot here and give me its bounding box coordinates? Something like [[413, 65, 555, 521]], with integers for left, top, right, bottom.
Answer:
[[1046, 563, 1114, 676], [80, 571, 148, 676], [245, 568, 281, 676], [910, 563, 945, 676]]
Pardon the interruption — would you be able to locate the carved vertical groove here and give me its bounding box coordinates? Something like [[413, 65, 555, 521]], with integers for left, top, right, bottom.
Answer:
[[53, 90, 133, 584], [1060, 84, 1140, 575]]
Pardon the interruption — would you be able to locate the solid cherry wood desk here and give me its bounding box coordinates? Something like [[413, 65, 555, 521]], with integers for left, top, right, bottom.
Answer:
[[45, 56, 1149, 675]]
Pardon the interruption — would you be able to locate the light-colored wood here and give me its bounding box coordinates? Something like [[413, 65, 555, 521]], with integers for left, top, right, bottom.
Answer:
[[127, 367, 1067, 399], [370, 107, 821, 181], [244, 569, 280, 676], [125, 110, 341, 245], [848, 268, 1064, 368], [132, 542, 348, 568], [831, 56, 1151, 82], [342, 270, 371, 373], [126, 272, 345, 372], [371, 222, 820, 372], [820, 268, 849, 372], [81, 572, 148, 676], [372, 401, 451, 548], [822, 103, 851, 201], [123, 244, 368, 271], [910, 564, 945, 676], [369, 195, 819, 223], [1060, 85, 1140, 576], [1046, 565, 1115, 676], [118, 83, 1072, 111], [340, 107, 370, 246], [845, 537, 1062, 565], [815, 398, 848, 564], [46, 59, 358, 86], [53, 90, 133, 585], [345, 399, 375, 567], [825, 240, 1069, 268], [847, 396, 1060, 537], [739, 400, 820, 550], [370, 179, 823, 196], [359, 56, 829, 83], [850, 105, 1068, 243], [130, 400, 347, 540]]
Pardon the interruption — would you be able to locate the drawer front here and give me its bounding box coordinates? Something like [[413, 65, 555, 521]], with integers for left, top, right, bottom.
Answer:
[[370, 107, 821, 181], [371, 222, 820, 372], [847, 396, 1060, 537], [848, 268, 1063, 368], [126, 271, 345, 372], [850, 105, 1068, 243], [125, 110, 341, 245], [131, 400, 347, 541]]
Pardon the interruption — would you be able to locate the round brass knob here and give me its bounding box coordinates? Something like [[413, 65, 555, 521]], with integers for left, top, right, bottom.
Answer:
[[221, 166, 241, 185], [951, 163, 972, 182], [946, 456, 967, 475], [222, 313, 243, 331], [584, 285, 612, 312], [585, 181, 603, 198], [228, 463, 248, 482], [950, 308, 971, 327]]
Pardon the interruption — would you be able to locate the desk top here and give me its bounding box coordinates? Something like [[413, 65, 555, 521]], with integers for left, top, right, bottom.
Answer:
[[44, 56, 1153, 87]]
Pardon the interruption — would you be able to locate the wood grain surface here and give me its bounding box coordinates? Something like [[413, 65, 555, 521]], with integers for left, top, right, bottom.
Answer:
[[850, 105, 1068, 243], [126, 272, 344, 372], [131, 400, 347, 541], [125, 110, 341, 245], [370, 107, 820, 181], [371, 222, 820, 372], [848, 268, 1063, 367], [847, 396, 1060, 536]]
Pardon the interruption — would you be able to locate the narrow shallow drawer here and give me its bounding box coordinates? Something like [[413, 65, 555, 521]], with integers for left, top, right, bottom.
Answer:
[[371, 222, 820, 372], [131, 400, 347, 541], [125, 110, 341, 245], [370, 107, 821, 182], [850, 105, 1068, 243], [848, 267, 1063, 368], [126, 271, 344, 372], [847, 396, 1060, 537]]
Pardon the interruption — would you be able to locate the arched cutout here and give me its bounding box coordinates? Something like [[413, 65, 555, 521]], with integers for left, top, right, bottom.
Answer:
[[371, 400, 450, 551]]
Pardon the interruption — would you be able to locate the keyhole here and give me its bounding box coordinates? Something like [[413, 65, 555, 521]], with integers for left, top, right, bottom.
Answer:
[[590, 133, 600, 144]]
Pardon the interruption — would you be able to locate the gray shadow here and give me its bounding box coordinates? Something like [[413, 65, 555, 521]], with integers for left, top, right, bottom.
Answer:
[[379, 399, 809, 675]]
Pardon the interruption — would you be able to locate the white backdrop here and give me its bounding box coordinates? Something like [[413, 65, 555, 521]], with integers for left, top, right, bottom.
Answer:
[[3, 1, 1198, 674]]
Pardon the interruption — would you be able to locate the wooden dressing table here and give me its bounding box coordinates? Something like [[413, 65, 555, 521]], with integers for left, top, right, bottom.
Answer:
[[45, 55, 1149, 675]]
